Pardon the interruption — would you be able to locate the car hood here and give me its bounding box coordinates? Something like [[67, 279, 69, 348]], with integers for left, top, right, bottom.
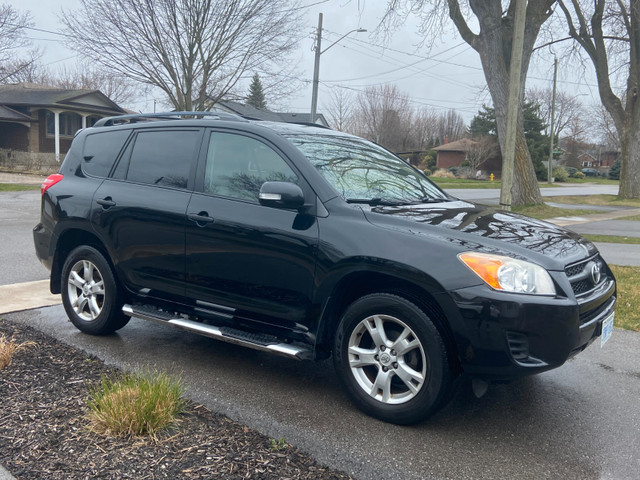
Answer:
[[361, 200, 597, 268]]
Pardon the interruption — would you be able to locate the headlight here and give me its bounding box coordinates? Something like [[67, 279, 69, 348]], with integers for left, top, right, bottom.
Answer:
[[458, 252, 556, 295]]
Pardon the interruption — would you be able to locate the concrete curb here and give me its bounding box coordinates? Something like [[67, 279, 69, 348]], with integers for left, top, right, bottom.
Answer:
[[0, 280, 61, 315], [546, 207, 640, 227], [0, 464, 15, 480]]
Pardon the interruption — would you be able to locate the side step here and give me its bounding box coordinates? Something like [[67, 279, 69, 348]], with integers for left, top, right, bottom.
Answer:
[[122, 304, 312, 361]]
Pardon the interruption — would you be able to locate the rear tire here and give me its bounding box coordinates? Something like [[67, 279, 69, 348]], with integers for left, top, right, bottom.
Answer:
[[61, 246, 129, 335], [333, 293, 451, 425]]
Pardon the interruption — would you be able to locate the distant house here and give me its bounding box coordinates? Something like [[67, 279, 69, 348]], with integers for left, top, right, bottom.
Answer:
[[0, 83, 126, 160], [432, 138, 502, 173], [213, 100, 330, 127], [578, 153, 597, 168]]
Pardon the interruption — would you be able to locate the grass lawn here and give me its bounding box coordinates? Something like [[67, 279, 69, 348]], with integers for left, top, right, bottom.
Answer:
[[609, 265, 640, 332], [544, 194, 640, 208], [430, 177, 502, 189], [563, 177, 619, 185], [582, 234, 640, 245], [0, 183, 40, 192], [619, 215, 640, 221], [512, 204, 601, 219]]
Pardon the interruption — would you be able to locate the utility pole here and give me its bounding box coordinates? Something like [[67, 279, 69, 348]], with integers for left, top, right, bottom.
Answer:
[[310, 13, 323, 124], [547, 57, 558, 184], [499, 0, 527, 211]]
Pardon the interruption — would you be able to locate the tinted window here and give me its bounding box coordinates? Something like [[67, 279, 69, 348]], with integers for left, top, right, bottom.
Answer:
[[204, 132, 297, 202], [126, 130, 200, 188], [82, 130, 130, 178]]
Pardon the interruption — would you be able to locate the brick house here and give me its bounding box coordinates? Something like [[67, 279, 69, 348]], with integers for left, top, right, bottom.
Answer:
[[0, 83, 126, 161], [432, 138, 502, 174]]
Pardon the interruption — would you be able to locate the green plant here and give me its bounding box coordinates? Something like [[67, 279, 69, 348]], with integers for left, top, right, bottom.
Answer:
[[571, 171, 585, 179], [552, 166, 569, 182], [269, 437, 289, 452], [609, 158, 621, 180], [87, 371, 186, 438]]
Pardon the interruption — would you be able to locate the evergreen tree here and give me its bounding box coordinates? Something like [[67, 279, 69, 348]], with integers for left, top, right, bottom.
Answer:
[[609, 157, 621, 180], [469, 102, 550, 180], [246, 73, 267, 109]]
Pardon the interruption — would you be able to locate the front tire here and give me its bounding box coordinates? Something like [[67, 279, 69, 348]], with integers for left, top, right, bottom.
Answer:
[[333, 293, 451, 425], [61, 246, 129, 335]]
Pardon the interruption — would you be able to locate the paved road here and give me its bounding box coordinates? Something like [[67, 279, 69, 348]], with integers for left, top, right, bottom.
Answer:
[[447, 184, 619, 205], [5, 306, 639, 480], [0, 191, 49, 286]]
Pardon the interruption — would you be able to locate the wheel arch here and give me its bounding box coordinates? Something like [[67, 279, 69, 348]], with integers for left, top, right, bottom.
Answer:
[[315, 270, 462, 376], [50, 228, 114, 294]]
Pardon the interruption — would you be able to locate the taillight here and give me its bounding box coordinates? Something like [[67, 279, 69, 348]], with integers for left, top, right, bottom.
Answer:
[[41, 174, 64, 196]]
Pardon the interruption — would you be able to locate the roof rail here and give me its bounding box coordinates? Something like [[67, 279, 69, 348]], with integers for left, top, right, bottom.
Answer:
[[92, 111, 247, 127]]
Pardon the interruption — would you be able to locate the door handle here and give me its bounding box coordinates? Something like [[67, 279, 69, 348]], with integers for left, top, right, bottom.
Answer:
[[188, 212, 215, 226], [97, 197, 116, 208]]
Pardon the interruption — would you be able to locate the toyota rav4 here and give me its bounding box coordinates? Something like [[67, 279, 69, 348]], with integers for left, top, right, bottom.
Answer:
[[34, 112, 616, 424]]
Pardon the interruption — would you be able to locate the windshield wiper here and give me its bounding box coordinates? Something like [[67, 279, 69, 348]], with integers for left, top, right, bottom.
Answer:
[[346, 197, 412, 206], [419, 196, 452, 204]]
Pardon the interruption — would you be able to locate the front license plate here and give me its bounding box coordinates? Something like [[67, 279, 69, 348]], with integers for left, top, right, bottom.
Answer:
[[601, 313, 614, 347]]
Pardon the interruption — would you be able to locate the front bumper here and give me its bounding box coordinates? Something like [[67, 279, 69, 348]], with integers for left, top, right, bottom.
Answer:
[[448, 277, 616, 380]]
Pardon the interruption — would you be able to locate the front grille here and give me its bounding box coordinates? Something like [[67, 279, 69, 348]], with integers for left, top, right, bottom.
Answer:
[[565, 255, 606, 297]]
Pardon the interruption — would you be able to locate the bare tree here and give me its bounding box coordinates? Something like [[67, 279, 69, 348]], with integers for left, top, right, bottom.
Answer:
[[436, 109, 466, 145], [465, 136, 499, 171], [527, 87, 586, 140], [591, 104, 621, 148], [323, 88, 355, 132], [557, 0, 640, 198], [50, 63, 139, 107], [412, 108, 440, 149], [0, 4, 34, 83], [352, 84, 414, 152], [61, 0, 304, 111], [383, 0, 555, 206]]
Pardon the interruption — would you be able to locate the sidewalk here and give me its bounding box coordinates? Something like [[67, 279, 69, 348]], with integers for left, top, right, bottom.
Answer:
[[0, 172, 47, 185]]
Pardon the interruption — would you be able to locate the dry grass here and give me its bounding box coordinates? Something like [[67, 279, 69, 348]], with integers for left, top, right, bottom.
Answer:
[[609, 266, 640, 332], [87, 371, 187, 438], [512, 204, 601, 219], [544, 194, 640, 208], [0, 334, 35, 370], [430, 169, 457, 179]]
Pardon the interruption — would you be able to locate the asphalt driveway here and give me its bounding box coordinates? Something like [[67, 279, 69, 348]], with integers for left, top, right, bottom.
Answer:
[[4, 305, 639, 480]]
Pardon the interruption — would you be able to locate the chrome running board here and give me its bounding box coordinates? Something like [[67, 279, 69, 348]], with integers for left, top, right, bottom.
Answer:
[[122, 304, 312, 361]]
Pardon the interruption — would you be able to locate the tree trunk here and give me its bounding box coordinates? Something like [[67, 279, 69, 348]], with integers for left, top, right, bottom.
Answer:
[[619, 108, 640, 198], [449, 0, 550, 206]]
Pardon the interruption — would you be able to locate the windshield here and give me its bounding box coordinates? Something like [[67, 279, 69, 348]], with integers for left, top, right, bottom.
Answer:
[[285, 133, 448, 204]]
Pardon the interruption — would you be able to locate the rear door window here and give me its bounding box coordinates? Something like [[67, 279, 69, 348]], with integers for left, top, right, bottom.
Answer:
[[82, 130, 130, 178], [119, 129, 201, 189]]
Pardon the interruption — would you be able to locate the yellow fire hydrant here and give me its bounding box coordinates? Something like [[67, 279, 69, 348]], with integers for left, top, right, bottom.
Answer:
[[490, 173, 494, 182]]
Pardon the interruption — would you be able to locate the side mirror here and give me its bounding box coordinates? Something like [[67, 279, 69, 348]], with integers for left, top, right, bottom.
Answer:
[[259, 181, 305, 210]]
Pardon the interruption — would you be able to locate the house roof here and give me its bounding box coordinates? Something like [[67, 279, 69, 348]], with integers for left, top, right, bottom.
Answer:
[[0, 104, 32, 123], [0, 83, 125, 115], [432, 138, 476, 152], [215, 100, 329, 127]]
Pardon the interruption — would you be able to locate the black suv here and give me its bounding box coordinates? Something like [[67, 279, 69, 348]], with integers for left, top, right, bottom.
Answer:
[[34, 112, 616, 424]]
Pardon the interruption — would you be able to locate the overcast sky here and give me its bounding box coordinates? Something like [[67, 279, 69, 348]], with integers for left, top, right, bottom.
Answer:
[[10, 0, 604, 124]]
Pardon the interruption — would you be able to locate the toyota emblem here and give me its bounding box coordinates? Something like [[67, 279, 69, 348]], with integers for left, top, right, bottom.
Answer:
[[591, 263, 601, 285]]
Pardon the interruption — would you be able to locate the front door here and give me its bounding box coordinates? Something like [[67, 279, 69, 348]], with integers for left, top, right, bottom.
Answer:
[[185, 131, 318, 332]]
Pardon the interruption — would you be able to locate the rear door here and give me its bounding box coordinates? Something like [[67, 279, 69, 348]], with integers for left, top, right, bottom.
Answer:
[[185, 130, 319, 332], [91, 127, 203, 302]]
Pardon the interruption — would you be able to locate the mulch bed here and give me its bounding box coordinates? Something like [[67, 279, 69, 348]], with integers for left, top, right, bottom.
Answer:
[[0, 319, 353, 479]]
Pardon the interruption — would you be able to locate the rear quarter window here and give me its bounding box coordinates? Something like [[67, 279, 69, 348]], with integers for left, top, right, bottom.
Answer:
[[82, 130, 130, 178]]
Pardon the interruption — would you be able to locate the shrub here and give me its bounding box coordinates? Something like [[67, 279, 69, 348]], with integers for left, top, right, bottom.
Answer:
[[552, 166, 569, 182], [430, 169, 456, 179], [0, 334, 35, 370], [422, 169, 432, 176], [572, 171, 585, 179], [87, 371, 187, 438]]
